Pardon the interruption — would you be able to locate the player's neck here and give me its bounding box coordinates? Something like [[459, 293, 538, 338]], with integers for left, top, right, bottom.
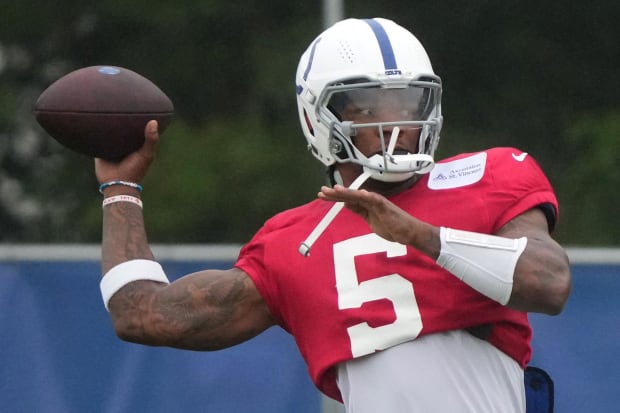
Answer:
[[361, 176, 420, 197], [334, 164, 420, 197]]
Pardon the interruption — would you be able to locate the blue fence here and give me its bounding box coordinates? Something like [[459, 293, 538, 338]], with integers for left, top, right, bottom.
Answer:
[[1, 246, 618, 412], [529, 262, 620, 412]]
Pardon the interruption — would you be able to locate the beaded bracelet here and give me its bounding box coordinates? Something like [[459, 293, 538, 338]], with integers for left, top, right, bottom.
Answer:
[[99, 180, 143, 194]]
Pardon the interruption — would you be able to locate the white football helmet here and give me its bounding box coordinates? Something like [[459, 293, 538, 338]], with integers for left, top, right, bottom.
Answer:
[[295, 18, 443, 182]]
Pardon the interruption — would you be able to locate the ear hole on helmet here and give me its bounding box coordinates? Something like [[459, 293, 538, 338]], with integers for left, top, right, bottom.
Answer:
[[303, 110, 314, 136]]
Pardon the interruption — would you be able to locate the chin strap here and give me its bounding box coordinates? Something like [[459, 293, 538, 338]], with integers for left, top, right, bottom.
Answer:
[[363, 125, 435, 182], [363, 152, 434, 182]]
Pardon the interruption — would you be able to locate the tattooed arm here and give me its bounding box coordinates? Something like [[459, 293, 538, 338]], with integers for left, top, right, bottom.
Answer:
[[107, 269, 274, 350], [96, 121, 275, 350]]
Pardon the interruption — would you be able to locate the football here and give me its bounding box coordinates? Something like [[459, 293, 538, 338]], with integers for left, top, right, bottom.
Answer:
[[34, 65, 174, 160]]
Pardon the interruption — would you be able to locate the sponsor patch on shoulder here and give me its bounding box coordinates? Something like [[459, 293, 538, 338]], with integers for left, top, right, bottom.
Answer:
[[428, 152, 487, 190]]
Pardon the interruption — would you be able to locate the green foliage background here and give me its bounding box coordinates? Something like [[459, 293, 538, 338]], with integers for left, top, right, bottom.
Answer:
[[1, 0, 619, 245]]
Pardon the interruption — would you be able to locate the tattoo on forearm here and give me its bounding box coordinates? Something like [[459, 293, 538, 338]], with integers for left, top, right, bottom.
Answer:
[[102, 202, 153, 273], [110, 271, 261, 350]]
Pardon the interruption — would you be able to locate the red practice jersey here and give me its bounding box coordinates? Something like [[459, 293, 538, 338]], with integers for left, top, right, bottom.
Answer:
[[235, 147, 558, 401]]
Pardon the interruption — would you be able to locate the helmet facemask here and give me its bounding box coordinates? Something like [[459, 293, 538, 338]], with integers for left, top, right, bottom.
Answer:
[[319, 77, 442, 182]]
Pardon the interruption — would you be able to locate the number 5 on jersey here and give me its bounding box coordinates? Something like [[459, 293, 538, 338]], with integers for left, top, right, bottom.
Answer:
[[334, 234, 423, 357]]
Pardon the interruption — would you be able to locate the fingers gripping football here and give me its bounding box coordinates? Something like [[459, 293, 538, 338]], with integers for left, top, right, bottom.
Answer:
[[95, 120, 160, 186]]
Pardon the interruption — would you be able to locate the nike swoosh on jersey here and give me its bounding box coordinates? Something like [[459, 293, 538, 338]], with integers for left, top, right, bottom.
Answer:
[[512, 152, 528, 162]]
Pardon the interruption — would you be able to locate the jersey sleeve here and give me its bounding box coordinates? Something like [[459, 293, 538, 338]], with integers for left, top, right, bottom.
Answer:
[[235, 220, 286, 327], [485, 148, 559, 233], [234, 203, 323, 331]]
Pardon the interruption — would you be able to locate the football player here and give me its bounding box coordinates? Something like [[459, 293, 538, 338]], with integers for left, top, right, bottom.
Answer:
[[95, 18, 571, 413]]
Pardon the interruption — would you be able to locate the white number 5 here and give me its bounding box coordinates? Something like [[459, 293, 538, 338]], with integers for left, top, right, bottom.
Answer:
[[334, 234, 423, 357]]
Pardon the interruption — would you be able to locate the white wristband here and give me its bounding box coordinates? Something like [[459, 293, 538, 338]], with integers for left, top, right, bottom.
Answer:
[[100, 259, 170, 311], [102, 195, 143, 209], [436, 227, 527, 305]]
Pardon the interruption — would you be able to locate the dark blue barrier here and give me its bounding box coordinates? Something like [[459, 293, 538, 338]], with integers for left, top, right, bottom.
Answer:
[[1, 251, 618, 412], [0, 259, 319, 413], [529, 264, 620, 413]]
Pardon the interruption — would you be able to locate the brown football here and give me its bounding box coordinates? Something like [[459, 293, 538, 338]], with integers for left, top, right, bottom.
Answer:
[[34, 65, 174, 160]]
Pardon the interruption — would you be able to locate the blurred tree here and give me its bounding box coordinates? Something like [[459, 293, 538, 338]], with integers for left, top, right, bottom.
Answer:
[[554, 111, 620, 244], [0, 0, 618, 244], [0, 0, 323, 242]]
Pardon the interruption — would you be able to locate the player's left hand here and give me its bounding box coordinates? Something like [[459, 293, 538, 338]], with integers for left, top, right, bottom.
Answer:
[[319, 185, 424, 246]]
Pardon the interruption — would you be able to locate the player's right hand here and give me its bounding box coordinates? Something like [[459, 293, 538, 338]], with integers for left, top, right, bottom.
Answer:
[[95, 120, 159, 186]]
